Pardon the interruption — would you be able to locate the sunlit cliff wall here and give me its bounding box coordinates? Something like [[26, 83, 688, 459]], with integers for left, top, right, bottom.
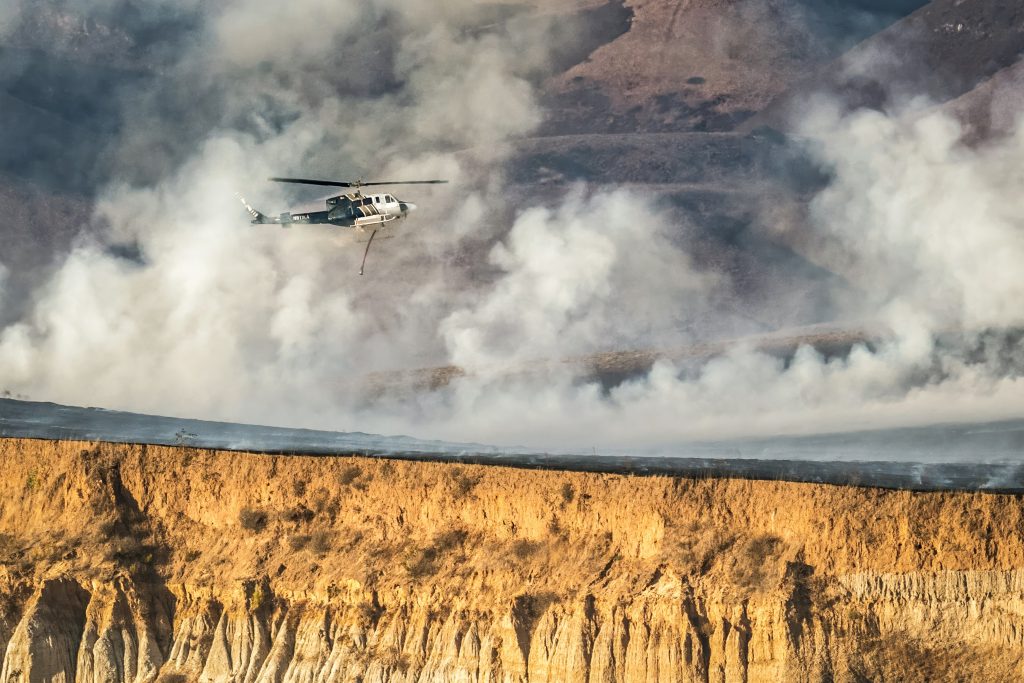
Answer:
[[0, 438, 1022, 682]]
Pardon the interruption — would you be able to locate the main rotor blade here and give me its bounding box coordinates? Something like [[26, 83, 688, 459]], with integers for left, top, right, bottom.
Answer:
[[269, 177, 449, 188], [268, 177, 355, 187], [357, 180, 449, 186]]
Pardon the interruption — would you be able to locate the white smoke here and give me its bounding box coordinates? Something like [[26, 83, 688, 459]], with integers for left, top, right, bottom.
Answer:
[[800, 100, 1024, 333], [440, 189, 719, 370], [349, 100, 1024, 448], [0, 0, 555, 425], [2, 2, 1024, 451], [360, 343, 1024, 449]]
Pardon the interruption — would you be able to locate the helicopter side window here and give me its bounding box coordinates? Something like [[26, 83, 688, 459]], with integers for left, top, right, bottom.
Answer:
[[385, 195, 395, 203]]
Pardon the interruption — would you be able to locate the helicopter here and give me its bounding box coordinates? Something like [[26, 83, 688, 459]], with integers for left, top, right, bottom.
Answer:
[[238, 176, 448, 274]]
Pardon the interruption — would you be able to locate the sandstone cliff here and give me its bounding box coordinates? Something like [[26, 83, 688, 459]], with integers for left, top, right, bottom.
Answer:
[[0, 437, 1022, 682]]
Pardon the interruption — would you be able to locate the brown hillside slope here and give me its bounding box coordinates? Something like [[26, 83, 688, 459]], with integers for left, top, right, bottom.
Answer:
[[743, 0, 1024, 133], [943, 57, 1024, 144], [542, 0, 843, 134], [1, 437, 1023, 681]]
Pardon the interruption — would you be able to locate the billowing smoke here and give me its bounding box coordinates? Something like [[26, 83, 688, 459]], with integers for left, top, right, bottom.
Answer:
[[350, 100, 1024, 447], [800, 101, 1024, 333], [0, 0, 574, 425], [1, 1, 1023, 451], [440, 189, 719, 369]]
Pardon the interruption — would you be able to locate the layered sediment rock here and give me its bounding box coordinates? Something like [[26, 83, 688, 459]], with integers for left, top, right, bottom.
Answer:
[[0, 438, 1022, 681]]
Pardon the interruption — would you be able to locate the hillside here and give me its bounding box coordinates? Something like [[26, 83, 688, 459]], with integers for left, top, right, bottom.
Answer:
[[743, 0, 1024, 131], [1, 437, 1023, 681], [540, 0, 929, 134]]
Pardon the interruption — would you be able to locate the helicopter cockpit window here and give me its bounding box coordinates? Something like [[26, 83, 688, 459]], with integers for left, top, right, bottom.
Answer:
[[385, 195, 394, 203]]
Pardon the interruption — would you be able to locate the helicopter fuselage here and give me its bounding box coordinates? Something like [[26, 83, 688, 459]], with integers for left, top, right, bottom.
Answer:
[[240, 174, 445, 273], [240, 191, 417, 229]]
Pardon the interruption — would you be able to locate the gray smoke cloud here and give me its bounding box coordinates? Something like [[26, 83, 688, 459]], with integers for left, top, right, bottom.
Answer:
[[0, 5, 19, 38], [344, 98, 1024, 448], [0, 0, 567, 422], [1, 2, 1023, 451], [0, 262, 7, 314]]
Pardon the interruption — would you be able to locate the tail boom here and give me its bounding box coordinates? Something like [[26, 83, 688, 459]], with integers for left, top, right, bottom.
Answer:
[[237, 194, 274, 224]]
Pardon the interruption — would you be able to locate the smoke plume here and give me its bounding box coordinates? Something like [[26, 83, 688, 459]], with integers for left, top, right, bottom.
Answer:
[[1, 1, 1023, 453]]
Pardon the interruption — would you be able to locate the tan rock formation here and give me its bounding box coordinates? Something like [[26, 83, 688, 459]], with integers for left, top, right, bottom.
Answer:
[[0, 437, 1022, 681]]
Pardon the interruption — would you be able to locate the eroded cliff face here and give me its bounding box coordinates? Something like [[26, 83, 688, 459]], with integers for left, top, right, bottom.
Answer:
[[0, 438, 1022, 682]]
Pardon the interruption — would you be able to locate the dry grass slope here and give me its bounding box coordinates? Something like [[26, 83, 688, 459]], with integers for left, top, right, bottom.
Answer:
[[0, 438, 1022, 680]]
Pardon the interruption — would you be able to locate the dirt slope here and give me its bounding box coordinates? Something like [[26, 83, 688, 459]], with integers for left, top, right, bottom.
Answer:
[[539, 0, 921, 134], [1, 437, 1023, 682], [942, 57, 1024, 144], [744, 0, 1024, 132]]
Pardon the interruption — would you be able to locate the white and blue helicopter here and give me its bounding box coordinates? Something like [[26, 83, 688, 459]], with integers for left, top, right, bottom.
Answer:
[[239, 176, 447, 274]]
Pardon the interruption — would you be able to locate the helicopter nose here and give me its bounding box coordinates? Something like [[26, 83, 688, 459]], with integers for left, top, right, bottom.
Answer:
[[401, 202, 417, 213]]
